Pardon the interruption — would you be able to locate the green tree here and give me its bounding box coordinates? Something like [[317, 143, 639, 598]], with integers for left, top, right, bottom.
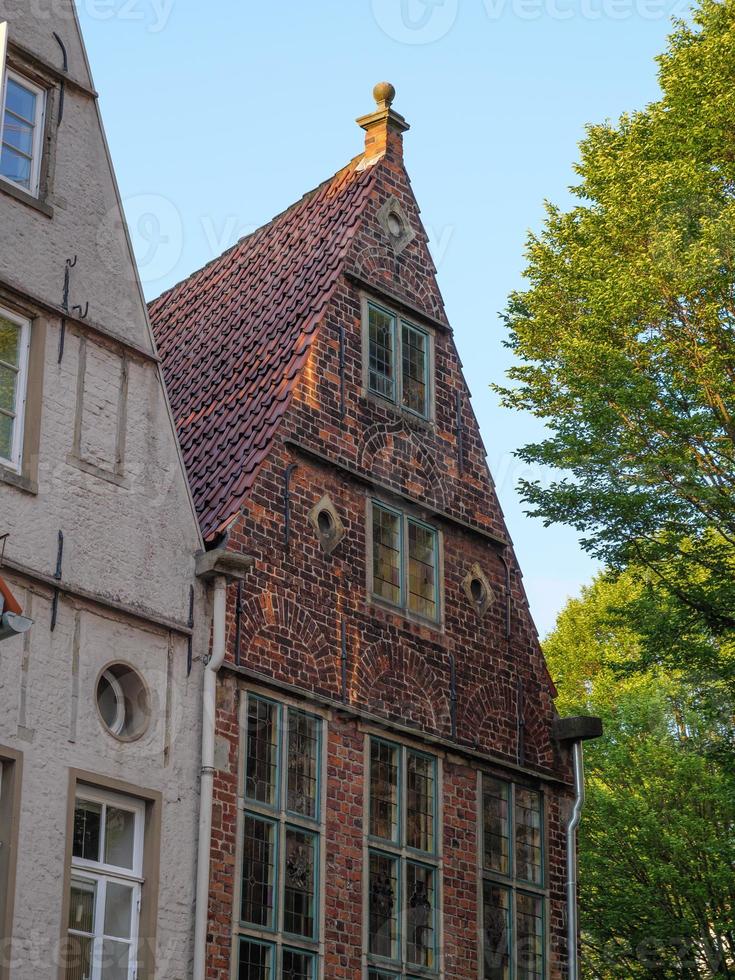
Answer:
[[499, 0, 735, 679], [545, 571, 735, 978]]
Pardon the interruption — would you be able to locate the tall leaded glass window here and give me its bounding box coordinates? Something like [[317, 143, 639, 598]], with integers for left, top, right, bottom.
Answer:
[[238, 693, 323, 979], [367, 737, 440, 977], [481, 775, 546, 980], [370, 502, 441, 623], [366, 300, 433, 420]]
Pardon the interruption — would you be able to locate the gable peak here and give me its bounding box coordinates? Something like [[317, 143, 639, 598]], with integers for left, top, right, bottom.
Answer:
[[356, 82, 410, 166]]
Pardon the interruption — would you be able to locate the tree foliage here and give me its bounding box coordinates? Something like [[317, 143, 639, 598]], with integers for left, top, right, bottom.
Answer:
[[545, 572, 735, 978], [499, 0, 735, 675]]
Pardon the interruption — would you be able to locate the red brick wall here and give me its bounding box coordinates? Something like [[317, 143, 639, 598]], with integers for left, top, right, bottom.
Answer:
[[203, 146, 574, 978]]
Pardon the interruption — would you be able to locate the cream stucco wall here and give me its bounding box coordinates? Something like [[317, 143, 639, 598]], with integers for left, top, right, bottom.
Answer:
[[0, 3, 209, 978]]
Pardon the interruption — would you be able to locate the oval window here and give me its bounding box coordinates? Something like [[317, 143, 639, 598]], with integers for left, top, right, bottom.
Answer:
[[96, 664, 150, 740]]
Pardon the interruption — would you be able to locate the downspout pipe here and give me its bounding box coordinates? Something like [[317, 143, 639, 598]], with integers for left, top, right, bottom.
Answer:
[[567, 741, 585, 980], [193, 545, 253, 980], [553, 715, 603, 980], [193, 573, 227, 980]]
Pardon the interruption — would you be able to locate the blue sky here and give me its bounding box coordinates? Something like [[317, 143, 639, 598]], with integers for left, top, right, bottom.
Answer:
[[77, 0, 684, 635]]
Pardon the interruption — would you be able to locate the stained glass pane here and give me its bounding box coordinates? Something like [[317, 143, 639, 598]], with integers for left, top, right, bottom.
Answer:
[[73, 801, 102, 862], [372, 505, 401, 606], [483, 883, 511, 980], [105, 807, 136, 870], [245, 697, 279, 806], [370, 739, 399, 842], [515, 788, 543, 885], [483, 778, 510, 876], [368, 852, 398, 960], [368, 305, 395, 400], [282, 948, 315, 980], [401, 323, 428, 416], [407, 520, 437, 619], [238, 939, 273, 980], [517, 893, 544, 980], [241, 815, 276, 928], [287, 710, 319, 818], [406, 752, 434, 853], [284, 829, 316, 939], [406, 862, 435, 968]]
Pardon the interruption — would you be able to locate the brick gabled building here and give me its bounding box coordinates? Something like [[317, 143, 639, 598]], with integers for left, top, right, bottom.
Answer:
[[150, 84, 581, 980]]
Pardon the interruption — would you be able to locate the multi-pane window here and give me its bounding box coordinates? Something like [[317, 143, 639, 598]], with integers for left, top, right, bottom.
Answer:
[[481, 776, 546, 980], [0, 70, 46, 196], [0, 307, 30, 471], [367, 302, 432, 419], [367, 737, 440, 977], [65, 789, 145, 980], [370, 502, 440, 622], [238, 693, 323, 979]]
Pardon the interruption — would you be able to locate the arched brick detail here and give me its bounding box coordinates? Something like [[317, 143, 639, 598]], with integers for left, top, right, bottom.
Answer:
[[522, 690, 555, 769], [356, 421, 450, 511], [461, 680, 517, 757], [238, 593, 339, 692], [351, 639, 451, 735], [352, 244, 442, 320]]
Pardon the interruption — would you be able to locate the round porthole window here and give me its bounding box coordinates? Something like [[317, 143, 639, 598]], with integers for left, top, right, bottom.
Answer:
[[470, 577, 486, 605], [96, 664, 150, 741], [386, 211, 403, 237], [317, 508, 335, 535]]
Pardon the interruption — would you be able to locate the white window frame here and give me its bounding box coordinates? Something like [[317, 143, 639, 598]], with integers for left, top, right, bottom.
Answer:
[[68, 787, 146, 980], [0, 306, 31, 472], [0, 66, 46, 198]]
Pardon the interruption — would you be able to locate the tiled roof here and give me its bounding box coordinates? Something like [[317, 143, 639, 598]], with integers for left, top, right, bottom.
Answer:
[[149, 156, 379, 542]]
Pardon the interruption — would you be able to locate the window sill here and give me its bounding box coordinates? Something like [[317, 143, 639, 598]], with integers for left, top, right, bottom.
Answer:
[[66, 454, 129, 488], [0, 464, 38, 495], [0, 178, 54, 218], [368, 595, 444, 635], [364, 391, 435, 432]]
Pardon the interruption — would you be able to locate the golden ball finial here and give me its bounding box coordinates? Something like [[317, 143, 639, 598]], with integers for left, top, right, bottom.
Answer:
[[373, 82, 396, 108]]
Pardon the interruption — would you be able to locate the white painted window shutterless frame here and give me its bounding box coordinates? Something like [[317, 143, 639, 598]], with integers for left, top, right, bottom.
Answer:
[[66, 788, 145, 980], [0, 306, 31, 472], [0, 54, 46, 198]]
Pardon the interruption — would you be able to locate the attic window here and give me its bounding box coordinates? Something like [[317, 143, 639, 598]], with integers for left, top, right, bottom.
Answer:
[[0, 71, 46, 197], [366, 301, 433, 420]]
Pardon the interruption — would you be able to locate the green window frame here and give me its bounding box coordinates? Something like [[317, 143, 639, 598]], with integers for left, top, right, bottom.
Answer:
[[370, 501, 441, 623], [367, 737, 440, 976], [237, 937, 318, 980], [238, 693, 324, 977], [366, 301, 433, 420], [481, 775, 547, 980]]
